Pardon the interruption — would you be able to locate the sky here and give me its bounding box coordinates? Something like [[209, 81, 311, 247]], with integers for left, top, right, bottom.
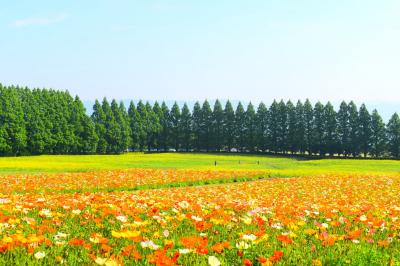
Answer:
[[1, 0, 400, 107]]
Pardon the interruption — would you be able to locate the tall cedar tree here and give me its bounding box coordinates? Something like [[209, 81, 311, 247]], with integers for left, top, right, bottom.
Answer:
[[312, 102, 325, 155], [160, 102, 171, 151], [337, 101, 350, 156], [303, 99, 314, 154], [192, 102, 202, 151], [223, 101, 235, 151], [277, 100, 287, 153], [103, 99, 119, 153], [294, 101, 306, 153], [234, 102, 246, 152], [323, 102, 337, 155], [116, 102, 131, 152], [200, 100, 213, 151], [358, 104, 372, 157], [128, 101, 142, 151], [145, 102, 161, 151], [212, 100, 224, 151], [348, 101, 359, 156], [286, 101, 297, 153], [22, 88, 47, 154], [370, 109, 387, 157], [256, 102, 268, 152], [268, 100, 280, 152], [136, 101, 148, 151], [245, 102, 257, 152], [180, 103, 192, 151], [92, 100, 107, 153], [0, 86, 27, 155], [71, 96, 98, 153], [387, 113, 400, 158], [169, 102, 181, 151], [152, 102, 163, 151]]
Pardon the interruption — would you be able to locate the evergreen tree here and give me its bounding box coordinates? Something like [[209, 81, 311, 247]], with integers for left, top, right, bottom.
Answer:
[[39, 90, 55, 153], [286, 101, 297, 153], [117, 102, 132, 151], [370, 109, 386, 157], [294, 101, 306, 154], [71, 96, 97, 153], [109, 100, 124, 152], [212, 100, 224, 151], [169, 102, 181, 151], [145, 102, 161, 150], [50, 91, 75, 154], [337, 101, 350, 156], [277, 100, 287, 153], [136, 101, 148, 151], [0, 84, 396, 158], [358, 104, 372, 157], [152, 102, 163, 151], [0, 86, 27, 155], [21, 88, 48, 154], [192, 102, 202, 151], [348, 101, 359, 156], [160, 102, 170, 151], [244, 102, 257, 152], [223, 101, 235, 151], [128, 101, 142, 151], [387, 113, 400, 158], [312, 102, 325, 155], [256, 102, 268, 152], [235, 102, 246, 152], [92, 100, 107, 153], [180, 103, 192, 151], [268, 100, 280, 153], [303, 99, 314, 154], [103, 98, 119, 153], [323, 102, 337, 155], [200, 100, 213, 151]]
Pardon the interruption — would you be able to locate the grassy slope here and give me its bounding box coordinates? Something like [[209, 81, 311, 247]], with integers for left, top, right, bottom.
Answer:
[[0, 152, 399, 176]]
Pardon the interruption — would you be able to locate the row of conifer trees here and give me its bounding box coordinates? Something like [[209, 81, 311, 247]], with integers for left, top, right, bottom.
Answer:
[[1, 84, 399, 157]]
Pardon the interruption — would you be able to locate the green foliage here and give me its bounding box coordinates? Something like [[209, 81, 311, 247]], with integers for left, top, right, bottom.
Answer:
[[370, 109, 386, 157], [245, 102, 257, 151], [169, 102, 181, 150], [223, 101, 235, 151], [387, 113, 400, 158], [180, 103, 192, 151], [92, 100, 107, 153], [358, 104, 372, 157], [128, 101, 141, 151], [0, 86, 27, 155], [234, 102, 246, 152], [0, 84, 399, 158], [192, 102, 202, 151], [200, 100, 213, 151], [212, 100, 224, 151], [323, 102, 338, 155], [256, 102, 268, 152]]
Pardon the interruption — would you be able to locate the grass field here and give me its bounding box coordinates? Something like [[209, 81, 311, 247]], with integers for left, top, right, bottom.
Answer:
[[0, 153, 399, 265], [1, 152, 399, 176]]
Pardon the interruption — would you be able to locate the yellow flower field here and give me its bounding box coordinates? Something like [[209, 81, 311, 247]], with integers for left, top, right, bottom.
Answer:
[[0, 171, 399, 265]]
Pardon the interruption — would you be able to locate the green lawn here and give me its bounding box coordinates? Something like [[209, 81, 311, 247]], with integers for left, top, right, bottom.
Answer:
[[0, 152, 399, 176]]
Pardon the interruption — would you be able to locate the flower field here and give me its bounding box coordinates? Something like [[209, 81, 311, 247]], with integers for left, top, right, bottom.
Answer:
[[0, 169, 399, 265], [0, 169, 266, 193]]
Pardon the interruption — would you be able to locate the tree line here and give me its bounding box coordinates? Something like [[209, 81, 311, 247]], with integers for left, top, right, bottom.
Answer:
[[1, 84, 399, 158]]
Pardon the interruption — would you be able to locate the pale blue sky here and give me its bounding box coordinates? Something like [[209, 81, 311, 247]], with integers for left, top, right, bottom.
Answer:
[[1, 0, 400, 104]]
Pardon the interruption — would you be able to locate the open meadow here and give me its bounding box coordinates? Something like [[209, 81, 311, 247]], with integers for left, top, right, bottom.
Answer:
[[0, 153, 399, 265]]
